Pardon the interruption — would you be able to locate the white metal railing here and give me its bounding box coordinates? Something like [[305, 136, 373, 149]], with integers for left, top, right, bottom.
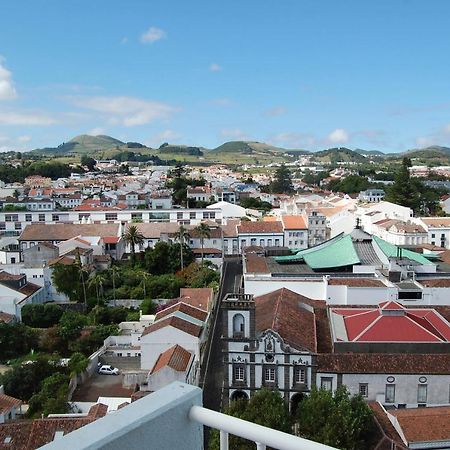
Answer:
[[189, 405, 337, 450]]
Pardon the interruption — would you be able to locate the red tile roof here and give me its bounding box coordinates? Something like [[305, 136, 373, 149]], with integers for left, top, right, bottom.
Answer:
[[331, 302, 450, 342], [179, 288, 213, 311], [388, 406, 450, 444], [142, 316, 203, 338], [151, 344, 192, 374], [317, 353, 450, 374], [255, 288, 317, 352], [245, 254, 270, 273], [328, 278, 385, 287], [155, 302, 208, 322], [0, 394, 21, 414], [281, 215, 307, 230], [420, 278, 450, 288], [238, 221, 283, 234]]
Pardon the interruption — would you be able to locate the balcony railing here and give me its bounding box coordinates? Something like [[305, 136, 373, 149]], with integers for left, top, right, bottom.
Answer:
[[41, 382, 336, 450]]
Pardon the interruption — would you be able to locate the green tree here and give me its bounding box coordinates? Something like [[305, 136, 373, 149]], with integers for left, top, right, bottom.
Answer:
[[385, 158, 420, 211], [328, 175, 369, 194], [0, 323, 39, 361], [296, 386, 375, 450], [0, 355, 60, 401], [68, 352, 89, 377], [58, 311, 87, 341], [88, 273, 107, 304], [209, 389, 291, 450], [28, 372, 69, 417], [144, 241, 194, 274], [21, 303, 63, 328], [80, 155, 96, 171], [195, 223, 211, 266], [270, 164, 294, 194], [51, 263, 85, 302], [239, 197, 272, 212], [174, 225, 190, 270], [123, 225, 145, 263]]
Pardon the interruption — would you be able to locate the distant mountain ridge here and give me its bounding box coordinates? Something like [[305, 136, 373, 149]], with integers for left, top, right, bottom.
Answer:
[[30, 134, 450, 163]]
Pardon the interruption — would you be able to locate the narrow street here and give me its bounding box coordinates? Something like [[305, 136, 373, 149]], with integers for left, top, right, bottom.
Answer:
[[202, 257, 242, 413]]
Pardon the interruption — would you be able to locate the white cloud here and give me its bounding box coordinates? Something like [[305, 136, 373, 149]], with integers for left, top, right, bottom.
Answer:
[[0, 58, 17, 101], [444, 124, 450, 134], [415, 136, 435, 148], [18, 135, 31, 143], [146, 129, 182, 147], [269, 132, 316, 149], [210, 98, 233, 106], [88, 127, 106, 136], [219, 128, 249, 141], [0, 111, 56, 125], [265, 106, 287, 117], [209, 63, 222, 72], [140, 27, 166, 44], [121, 37, 129, 45], [70, 96, 179, 127], [327, 128, 349, 144]]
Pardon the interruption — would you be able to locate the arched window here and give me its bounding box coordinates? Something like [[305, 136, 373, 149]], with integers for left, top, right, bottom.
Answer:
[[233, 313, 245, 337]]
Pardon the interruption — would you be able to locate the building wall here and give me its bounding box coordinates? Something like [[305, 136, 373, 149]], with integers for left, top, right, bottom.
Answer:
[[140, 327, 199, 371], [238, 233, 284, 252], [317, 372, 450, 408]]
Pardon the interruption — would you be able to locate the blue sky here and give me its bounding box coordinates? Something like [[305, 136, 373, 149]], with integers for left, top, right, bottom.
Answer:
[[0, 0, 449, 152]]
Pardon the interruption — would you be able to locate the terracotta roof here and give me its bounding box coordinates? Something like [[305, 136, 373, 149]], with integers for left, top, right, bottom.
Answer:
[[0, 271, 23, 281], [19, 223, 120, 241], [131, 391, 151, 402], [0, 394, 21, 414], [102, 236, 119, 244], [151, 344, 192, 374], [0, 422, 32, 450], [192, 247, 222, 254], [245, 254, 270, 273], [155, 302, 208, 322], [369, 402, 406, 450], [328, 278, 386, 287], [317, 353, 450, 374], [18, 282, 42, 298], [0, 312, 14, 323], [281, 215, 307, 230], [419, 278, 450, 288], [26, 417, 94, 449], [87, 403, 108, 418], [238, 221, 283, 234], [388, 406, 450, 445], [179, 288, 213, 311], [141, 316, 202, 338], [421, 217, 450, 227], [255, 288, 317, 352], [48, 256, 75, 267], [133, 222, 181, 239], [221, 220, 239, 238]]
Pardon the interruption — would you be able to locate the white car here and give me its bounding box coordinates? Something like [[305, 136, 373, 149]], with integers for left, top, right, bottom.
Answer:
[[98, 365, 119, 375]]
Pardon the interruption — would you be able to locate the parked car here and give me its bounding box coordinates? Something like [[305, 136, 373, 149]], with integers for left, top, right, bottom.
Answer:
[[98, 365, 119, 375]]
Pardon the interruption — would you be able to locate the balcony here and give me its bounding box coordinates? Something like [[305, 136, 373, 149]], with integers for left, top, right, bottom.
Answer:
[[40, 382, 336, 450]]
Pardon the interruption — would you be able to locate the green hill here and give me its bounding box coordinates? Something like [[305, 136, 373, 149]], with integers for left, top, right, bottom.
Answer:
[[313, 147, 368, 163], [34, 134, 126, 155], [213, 141, 287, 154]]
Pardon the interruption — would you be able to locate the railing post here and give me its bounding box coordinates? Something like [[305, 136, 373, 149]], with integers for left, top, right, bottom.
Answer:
[[220, 430, 229, 450]]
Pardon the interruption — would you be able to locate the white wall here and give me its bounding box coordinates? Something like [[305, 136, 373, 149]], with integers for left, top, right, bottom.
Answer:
[[140, 327, 199, 370]]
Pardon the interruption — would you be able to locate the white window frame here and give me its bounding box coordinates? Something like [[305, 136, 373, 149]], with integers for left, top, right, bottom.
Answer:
[[294, 367, 306, 384], [418, 384, 427, 403], [359, 383, 368, 398], [234, 366, 245, 382], [265, 367, 276, 382]]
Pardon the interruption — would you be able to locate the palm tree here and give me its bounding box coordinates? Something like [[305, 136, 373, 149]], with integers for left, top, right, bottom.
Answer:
[[123, 225, 145, 263], [137, 270, 151, 298], [174, 225, 190, 270], [88, 273, 106, 305], [195, 223, 211, 266], [110, 266, 120, 302]]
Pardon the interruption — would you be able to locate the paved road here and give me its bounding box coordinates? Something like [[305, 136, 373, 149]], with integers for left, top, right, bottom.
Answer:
[[202, 257, 242, 413]]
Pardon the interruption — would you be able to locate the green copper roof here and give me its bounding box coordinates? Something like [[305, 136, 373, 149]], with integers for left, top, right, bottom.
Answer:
[[372, 236, 434, 265], [303, 235, 361, 269], [274, 234, 360, 269]]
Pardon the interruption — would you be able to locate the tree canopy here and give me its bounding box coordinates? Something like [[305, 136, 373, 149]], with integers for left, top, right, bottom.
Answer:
[[296, 386, 375, 450], [270, 164, 294, 194]]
